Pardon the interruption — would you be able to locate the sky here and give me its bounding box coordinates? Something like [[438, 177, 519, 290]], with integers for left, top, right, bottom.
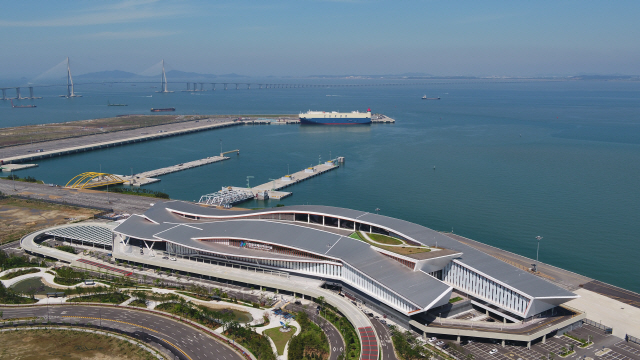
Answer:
[[1, 0, 639, 78]]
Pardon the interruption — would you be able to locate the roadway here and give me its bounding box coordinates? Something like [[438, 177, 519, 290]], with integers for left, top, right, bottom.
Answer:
[[287, 302, 346, 360], [0, 180, 158, 214], [370, 316, 398, 360], [0, 304, 243, 360]]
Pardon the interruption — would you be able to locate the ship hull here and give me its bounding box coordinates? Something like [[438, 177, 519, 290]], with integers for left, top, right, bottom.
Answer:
[[299, 117, 371, 125]]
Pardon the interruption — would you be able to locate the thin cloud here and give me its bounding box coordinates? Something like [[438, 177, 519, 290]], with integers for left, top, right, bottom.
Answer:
[[77, 30, 179, 40], [0, 0, 183, 27]]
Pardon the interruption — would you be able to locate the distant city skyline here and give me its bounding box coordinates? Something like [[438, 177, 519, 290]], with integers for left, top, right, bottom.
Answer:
[[1, 0, 639, 78]]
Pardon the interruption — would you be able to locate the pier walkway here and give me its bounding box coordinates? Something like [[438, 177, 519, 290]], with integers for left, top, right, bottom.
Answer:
[[253, 160, 339, 193], [122, 155, 231, 186]]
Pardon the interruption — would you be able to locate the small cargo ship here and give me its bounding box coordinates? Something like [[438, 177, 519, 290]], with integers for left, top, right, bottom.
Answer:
[[299, 109, 371, 125], [10, 100, 36, 108], [422, 95, 440, 100], [150, 107, 175, 112]]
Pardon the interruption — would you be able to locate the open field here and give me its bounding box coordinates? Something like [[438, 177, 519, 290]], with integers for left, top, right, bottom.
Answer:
[[0, 328, 156, 360], [0, 197, 101, 245]]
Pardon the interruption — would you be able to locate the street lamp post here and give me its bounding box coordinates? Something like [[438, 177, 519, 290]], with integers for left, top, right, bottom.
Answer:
[[535, 236, 543, 270]]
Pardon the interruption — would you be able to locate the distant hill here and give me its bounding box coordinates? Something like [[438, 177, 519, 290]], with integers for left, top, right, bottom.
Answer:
[[73, 70, 247, 80], [76, 70, 139, 79], [165, 70, 217, 79]]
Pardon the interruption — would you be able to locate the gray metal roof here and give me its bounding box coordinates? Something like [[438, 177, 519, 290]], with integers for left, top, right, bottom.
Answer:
[[46, 225, 113, 246], [115, 201, 575, 301]]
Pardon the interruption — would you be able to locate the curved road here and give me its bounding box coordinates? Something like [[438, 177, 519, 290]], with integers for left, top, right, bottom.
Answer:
[[288, 302, 346, 360], [0, 305, 243, 360]]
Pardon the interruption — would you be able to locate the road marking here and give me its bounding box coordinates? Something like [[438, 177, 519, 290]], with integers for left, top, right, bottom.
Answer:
[[162, 338, 193, 360], [62, 315, 158, 333]]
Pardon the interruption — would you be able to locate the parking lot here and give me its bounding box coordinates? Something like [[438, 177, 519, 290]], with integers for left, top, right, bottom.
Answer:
[[435, 323, 640, 360]]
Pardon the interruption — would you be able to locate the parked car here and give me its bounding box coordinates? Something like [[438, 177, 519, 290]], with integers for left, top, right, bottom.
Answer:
[[436, 341, 445, 347], [428, 337, 437, 343], [489, 349, 498, 355], [169, 257, 176, 261]]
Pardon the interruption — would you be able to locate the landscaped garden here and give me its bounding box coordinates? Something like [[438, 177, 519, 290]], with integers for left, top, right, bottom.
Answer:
[[350, 231, 431, 256], [287, 311, 330, 359], [264, 325, 297, 355], [0, 268, 40, 280], [0, 281, 38, 304]]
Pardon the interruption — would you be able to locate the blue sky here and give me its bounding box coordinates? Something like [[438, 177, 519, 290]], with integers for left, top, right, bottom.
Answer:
[[1, 0, 639, 77]]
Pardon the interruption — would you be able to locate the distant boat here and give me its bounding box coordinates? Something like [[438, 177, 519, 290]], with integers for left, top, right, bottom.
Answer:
[[10, 99, 36, 108], [150, 107, 176, 112], [108, 100, 127, 107], [422, 95, 440, 100]]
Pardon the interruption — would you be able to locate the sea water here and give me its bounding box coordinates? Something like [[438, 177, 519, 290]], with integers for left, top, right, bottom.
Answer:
[[2, 79, 639, 292]]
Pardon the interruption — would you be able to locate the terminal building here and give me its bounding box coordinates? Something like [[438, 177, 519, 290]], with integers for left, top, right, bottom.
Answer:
[[112, 201, 579, 330]]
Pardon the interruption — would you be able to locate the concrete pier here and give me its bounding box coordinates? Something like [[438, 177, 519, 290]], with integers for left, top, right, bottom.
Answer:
[[122, 155, 231, 186], [0, 163, 38, 172], [0, 120, 242, 164], [250, 160, 340, 198]]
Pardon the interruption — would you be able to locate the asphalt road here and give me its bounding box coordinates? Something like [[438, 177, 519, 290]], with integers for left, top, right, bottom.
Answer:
[[0, 305, 243, 360], [370, 316, 398, 360], [0, 180, 159, 214], [287, 302, 346, 360]]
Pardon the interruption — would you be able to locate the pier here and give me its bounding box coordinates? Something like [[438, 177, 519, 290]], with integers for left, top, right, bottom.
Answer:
[[252, 159, 340, 194], [1, 120, 242, 164], [196, 158, 342, 206], [0, 163, 38, 172], [122, 154, 234, 186]]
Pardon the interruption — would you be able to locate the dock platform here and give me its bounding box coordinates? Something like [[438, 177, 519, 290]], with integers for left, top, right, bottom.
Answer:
[[122, 155, 230, 186], [0, 163, 38, 172], [252, 159, 340, 195]]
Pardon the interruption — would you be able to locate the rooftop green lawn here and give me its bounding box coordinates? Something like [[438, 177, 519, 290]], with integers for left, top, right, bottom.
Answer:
[[367, 233, 404, 245], [351, 232, 430, 256]]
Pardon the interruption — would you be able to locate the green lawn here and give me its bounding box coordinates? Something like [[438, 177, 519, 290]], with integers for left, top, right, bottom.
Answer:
[[71, 293, 130, 304], [264, 326, 297, 355], [350, 232, 431, 256], [0, 268, 40, 280], [128, 299, 148, 308], [449, 296, 463, 303], [367, 233, 404, 245]]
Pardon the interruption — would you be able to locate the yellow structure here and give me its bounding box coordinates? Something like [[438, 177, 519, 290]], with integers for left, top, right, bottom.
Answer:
[[65, 172, 124, 189]]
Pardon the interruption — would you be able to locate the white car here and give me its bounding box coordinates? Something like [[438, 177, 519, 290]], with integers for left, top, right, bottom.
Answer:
[[428, 337, 437, 343], [169, 257, 176, 261], [489, 349, 498, 355], [436, 341, 445, 347]]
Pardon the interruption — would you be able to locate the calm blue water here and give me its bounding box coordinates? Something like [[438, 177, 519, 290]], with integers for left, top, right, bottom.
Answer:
[[3, 80, 640, 292]]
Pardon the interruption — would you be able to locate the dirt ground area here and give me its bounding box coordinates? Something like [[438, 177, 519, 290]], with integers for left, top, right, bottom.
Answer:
[[0, 197, 101, 245], [0, 329, 156, 360]]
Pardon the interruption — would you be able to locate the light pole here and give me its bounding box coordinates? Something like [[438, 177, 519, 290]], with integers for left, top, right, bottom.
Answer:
[[375, 208, 381, 215], [536, 236, 543, 265], [11, 169, 16, 191]]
